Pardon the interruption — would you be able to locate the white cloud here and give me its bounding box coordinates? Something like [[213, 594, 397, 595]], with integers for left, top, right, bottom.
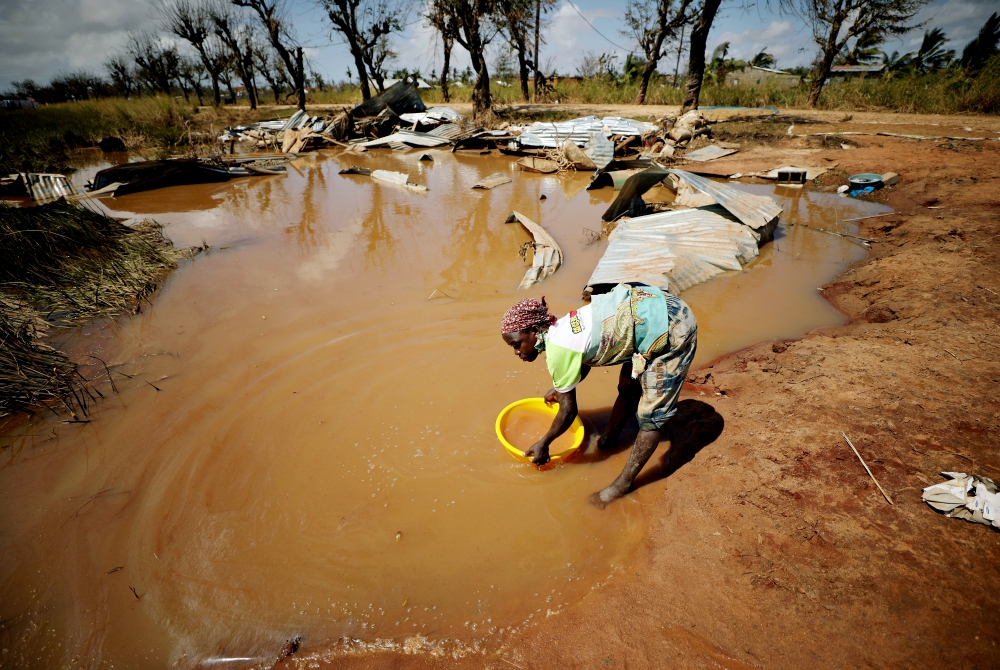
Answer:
[[711, 20, 805, 67], [2, 0, 995, 90], [0, 0, 156, 85]]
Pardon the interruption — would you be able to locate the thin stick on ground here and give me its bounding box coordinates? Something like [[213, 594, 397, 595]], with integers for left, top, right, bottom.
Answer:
[[843, 431, 894, 505]]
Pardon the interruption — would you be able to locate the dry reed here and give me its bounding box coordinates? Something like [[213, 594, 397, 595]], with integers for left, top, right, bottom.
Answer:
[[0, 201, 185, 420]]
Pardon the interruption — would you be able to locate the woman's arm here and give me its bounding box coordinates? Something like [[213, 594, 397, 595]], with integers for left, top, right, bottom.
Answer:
[[525, 388, 579, 465]]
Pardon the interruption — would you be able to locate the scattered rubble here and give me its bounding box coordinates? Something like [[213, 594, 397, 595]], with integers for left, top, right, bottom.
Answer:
[[516, 157, 559, 174], [505, 211, 563, 289], [1, 173, 76, 203], [84, 155, 290, 197], [584, 167, 782, 297], [473, 173, 512, 189]]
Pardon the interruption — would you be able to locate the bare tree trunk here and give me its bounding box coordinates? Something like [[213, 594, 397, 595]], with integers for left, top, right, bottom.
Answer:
[[532, 0, 541, 102], [352, 51, 371, 99], [243, 45, 258, 109], [210, 75, 221, 105], [809, 50, 838, 107], [680, 0, 722, 113], [440, 35, 452, 102], [673, 24, 685, 87], [295, 47, 305, 110], [809, 21, 843, 107], [517, 45, 530, 101], [470, 41, 491, 118], [636, 58, 659, 104]]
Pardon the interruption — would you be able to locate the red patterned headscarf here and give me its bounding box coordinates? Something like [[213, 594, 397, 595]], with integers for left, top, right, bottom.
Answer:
[[501, 297, 557, 334]]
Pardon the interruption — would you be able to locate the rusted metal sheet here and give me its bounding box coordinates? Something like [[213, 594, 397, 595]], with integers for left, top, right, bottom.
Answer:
[[585, 208, 762, 294], [666, 169, 782, 230], [505, 211, 563, 289]]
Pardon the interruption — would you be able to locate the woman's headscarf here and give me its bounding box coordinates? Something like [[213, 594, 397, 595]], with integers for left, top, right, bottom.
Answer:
[[501, 297, 556, 334]]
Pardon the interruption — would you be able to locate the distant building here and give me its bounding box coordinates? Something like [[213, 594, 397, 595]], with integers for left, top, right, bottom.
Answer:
[[383, 78, 434, 90], [829, 64, 886, 76], [725, 66, 801, 88], [2, 99, 40, 109]]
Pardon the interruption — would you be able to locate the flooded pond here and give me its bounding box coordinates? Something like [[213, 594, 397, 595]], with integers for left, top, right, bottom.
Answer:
[[0, 149, 889, 668]]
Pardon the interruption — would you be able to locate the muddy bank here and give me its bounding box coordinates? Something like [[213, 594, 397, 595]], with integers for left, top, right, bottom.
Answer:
[[279, 130, 1000, 668]]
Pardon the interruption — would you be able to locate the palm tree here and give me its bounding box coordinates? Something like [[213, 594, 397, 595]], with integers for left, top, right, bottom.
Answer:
[[749, 48, 777, 68], [836, 32, 885, 65], [961, 12, 1000, 74], [881, 49, 913, 72], [912, 28, 954, 72]]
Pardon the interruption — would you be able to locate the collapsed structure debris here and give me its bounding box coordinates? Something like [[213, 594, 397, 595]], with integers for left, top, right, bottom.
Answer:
[[584, 168, 782, 297], [516, 157, 559, 174], [923, 472, 1000, 530], [0, 173, 77, 203], [473, 173, 512, 189], [683, 145, 738, 162], [339, 166, 427, 192], [505, 211, 563, 289], [87, 155, 290, 197]]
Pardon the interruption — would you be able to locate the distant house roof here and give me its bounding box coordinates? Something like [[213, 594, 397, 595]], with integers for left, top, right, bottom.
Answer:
[[830, 64, 885, 73], [383, 78, 434, 90], [750, 65, 793, 75]]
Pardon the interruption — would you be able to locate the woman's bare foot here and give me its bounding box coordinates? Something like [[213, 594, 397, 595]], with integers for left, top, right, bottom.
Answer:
[[588, 482, 628, 508]]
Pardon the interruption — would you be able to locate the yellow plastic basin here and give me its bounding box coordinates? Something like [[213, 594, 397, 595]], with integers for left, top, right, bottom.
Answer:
[[495, 397, 586, 463]]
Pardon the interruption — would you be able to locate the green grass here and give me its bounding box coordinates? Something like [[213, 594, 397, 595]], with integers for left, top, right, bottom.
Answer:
[[0, 96, 277, 174], [4, 57, 995, 174]]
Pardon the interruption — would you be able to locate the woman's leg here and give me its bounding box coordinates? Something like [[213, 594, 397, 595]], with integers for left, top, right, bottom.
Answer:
[[597, 361, 642, 449], [592, 428, 664, 507]]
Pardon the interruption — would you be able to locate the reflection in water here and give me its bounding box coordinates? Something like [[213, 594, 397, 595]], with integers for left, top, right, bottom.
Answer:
[[0, 150, 889, 669]]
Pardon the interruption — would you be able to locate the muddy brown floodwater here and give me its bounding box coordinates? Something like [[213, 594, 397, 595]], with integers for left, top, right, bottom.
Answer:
[[0, 150, 889, 669]]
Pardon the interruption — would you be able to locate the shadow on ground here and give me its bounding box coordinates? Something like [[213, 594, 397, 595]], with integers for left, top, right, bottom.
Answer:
[[575, 399, 725, 490]]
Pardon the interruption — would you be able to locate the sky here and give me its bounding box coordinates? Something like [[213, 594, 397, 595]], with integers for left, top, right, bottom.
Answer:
[[0, 0, 996, 91]]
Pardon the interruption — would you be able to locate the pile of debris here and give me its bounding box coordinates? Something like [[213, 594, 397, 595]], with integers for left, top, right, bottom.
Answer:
[[583, 167, 782, 297], [219, 78, 471, 155]]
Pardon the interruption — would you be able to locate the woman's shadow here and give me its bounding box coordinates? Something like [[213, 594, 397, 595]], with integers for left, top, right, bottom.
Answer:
[[575, 399, 725, 491]]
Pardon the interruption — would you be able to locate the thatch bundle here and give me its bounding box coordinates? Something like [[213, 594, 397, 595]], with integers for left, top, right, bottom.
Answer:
[[1, 201, 182, 420]]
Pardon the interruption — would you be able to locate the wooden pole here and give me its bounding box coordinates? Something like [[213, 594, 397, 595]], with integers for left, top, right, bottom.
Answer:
[[532, 0, 541, 102], [843, 432, 894, 505]]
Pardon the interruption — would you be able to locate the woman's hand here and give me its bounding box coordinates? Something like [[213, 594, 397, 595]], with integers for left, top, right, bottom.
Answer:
[[525, 439, 551, 466], [542, 388, 559, 406]]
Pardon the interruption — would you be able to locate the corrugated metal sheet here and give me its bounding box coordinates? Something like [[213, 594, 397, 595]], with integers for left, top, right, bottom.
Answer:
[[516, 116, 658, 148], [505, 211, 563, 289], [584, 132, 615, 169], [20, 173, 76, 202], [358, 129, 452, 148], [280, 110, 306, 132], [399, 106, 462, 125], [585, 208, 761, 294], [427, 123, 465, 141], [666, 169, 782, 230], [683, 145, 737, 162]]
